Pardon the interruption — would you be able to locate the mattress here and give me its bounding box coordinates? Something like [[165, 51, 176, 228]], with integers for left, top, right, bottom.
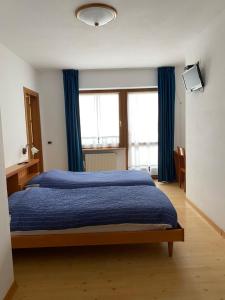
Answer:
[[11, 223, 172, 236], [9, 185, 177, 232], [27, 169, 155, 189]]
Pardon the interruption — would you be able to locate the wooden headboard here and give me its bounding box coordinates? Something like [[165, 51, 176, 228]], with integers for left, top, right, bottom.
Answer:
[[6, 159, 40, 196]]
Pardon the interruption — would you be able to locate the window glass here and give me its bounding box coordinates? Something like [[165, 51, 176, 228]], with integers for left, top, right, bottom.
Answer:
[[79, 93, 119, 148], [128, 91, 158, 175]]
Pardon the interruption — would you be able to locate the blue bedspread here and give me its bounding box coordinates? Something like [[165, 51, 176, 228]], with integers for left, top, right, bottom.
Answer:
[[28, 169, 155, 189], [9, 186, 177, 232]]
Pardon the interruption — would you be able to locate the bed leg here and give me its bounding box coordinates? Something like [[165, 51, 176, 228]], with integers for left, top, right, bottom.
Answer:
[[168, 242, 173, 257]]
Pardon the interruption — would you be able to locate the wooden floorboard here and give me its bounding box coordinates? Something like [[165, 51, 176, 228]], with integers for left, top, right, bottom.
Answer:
[[11, 182, 225, 300]]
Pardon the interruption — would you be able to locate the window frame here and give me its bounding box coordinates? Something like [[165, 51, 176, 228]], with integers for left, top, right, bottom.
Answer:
[[79, 88, 158, 169]]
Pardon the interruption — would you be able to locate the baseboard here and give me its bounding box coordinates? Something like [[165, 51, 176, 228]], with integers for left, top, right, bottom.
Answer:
[[3, 281, 17, 300], [186, 198, 225, 238]]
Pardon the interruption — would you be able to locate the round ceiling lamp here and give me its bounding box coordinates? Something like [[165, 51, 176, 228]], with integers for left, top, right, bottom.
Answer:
[[75, 3, 117, 27]]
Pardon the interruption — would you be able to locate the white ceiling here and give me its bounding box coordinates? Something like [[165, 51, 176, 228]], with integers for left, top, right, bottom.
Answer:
[[0, 0, 225, 70]]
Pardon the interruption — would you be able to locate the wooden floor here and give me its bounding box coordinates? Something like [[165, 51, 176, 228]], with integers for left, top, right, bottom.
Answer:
[[12, 183, 225, 300]]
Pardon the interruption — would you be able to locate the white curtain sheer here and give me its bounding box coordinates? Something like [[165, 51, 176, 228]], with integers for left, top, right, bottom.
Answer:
[[128, 92, 158, 175], [79, 93, 119, 148]]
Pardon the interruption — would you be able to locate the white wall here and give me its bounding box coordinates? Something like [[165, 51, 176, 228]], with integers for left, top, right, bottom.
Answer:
[[185, 9, 225, 230], [38, 70, 68, 171], [79, 68, 157, 90], [174, 65, 186, 148], [0, 113, 14, 300], [38, 68, 157, 171], [0, 43, 39, 167], [39, 68, 185, 170], [0, 42, 40, 298]]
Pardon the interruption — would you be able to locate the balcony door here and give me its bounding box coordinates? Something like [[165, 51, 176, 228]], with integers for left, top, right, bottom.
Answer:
[[127, 91, 158, 175]]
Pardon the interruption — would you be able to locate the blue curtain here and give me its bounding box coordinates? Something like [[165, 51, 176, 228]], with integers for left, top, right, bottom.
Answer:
[[158, 67, 176, 182], [63, 69, 84, 171]]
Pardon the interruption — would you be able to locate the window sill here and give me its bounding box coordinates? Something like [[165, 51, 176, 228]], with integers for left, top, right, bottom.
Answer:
[[83, 147, 126, 153]]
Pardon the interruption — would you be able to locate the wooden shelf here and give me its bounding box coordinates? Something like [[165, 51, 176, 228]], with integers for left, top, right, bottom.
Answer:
[[6, 159, 40, 178], [6, 159, 40, 196]]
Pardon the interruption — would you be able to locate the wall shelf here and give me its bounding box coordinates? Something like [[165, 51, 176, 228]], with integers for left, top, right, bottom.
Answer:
[[6, 159, 40, 196]]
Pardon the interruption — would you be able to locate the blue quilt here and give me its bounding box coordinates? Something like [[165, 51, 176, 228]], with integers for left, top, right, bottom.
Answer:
[[28, 169, 155, 189], [9, 186, 177, 232]]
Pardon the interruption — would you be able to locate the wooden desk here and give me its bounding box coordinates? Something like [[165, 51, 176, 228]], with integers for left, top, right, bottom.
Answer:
[[6, 159, 40, 196]]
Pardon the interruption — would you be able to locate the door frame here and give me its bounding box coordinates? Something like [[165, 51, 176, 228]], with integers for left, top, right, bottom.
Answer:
[[23, 87, 44, 172]]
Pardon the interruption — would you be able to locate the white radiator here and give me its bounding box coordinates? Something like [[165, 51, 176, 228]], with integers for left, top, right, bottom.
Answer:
[[85, 152, 117, 171]]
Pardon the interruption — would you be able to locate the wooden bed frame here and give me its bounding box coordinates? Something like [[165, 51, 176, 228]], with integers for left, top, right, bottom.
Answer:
[[8, 167, 184, 257], [11, 223, 184, 257]]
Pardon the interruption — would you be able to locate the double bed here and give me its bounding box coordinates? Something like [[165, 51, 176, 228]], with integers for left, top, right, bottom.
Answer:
[[9, 169, 184, 256]]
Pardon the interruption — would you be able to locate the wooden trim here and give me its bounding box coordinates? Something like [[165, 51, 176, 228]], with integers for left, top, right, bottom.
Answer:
[[11, 224, 184, 257], [24, 93, 34, 159], [83, 147, 126, 152], [23, 87, 39, 97], [119, 90, 128, 169], [186, 198, 225, 238], [79, 88, 158, 94], [80, 89, 120, 94], [3, 281, 17, 300], [126, 88, 158, 93]]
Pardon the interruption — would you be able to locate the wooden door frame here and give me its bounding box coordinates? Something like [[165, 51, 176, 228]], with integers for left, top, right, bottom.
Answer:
[[23, 87, 44, 172]]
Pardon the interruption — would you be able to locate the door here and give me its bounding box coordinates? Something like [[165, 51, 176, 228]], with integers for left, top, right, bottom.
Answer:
[[24, 87, 43, 172], [127, 91, 158, 175]]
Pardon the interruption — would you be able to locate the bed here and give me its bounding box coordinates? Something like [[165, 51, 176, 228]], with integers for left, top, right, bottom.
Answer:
[[27, 169, 155, 189], [9, 185, 184, 256]]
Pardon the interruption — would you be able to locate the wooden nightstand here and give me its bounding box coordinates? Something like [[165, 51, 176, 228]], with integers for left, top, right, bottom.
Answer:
[[6, 159, 40, 196]]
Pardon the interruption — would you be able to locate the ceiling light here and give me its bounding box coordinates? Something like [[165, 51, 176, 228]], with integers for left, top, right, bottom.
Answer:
[[75, 3, 117, 27]]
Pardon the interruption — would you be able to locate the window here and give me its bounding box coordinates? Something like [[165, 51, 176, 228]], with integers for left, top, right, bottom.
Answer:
[[128, 91, 158, 175], [79, 89, 158, 175], [79, 93, 120, 148]]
